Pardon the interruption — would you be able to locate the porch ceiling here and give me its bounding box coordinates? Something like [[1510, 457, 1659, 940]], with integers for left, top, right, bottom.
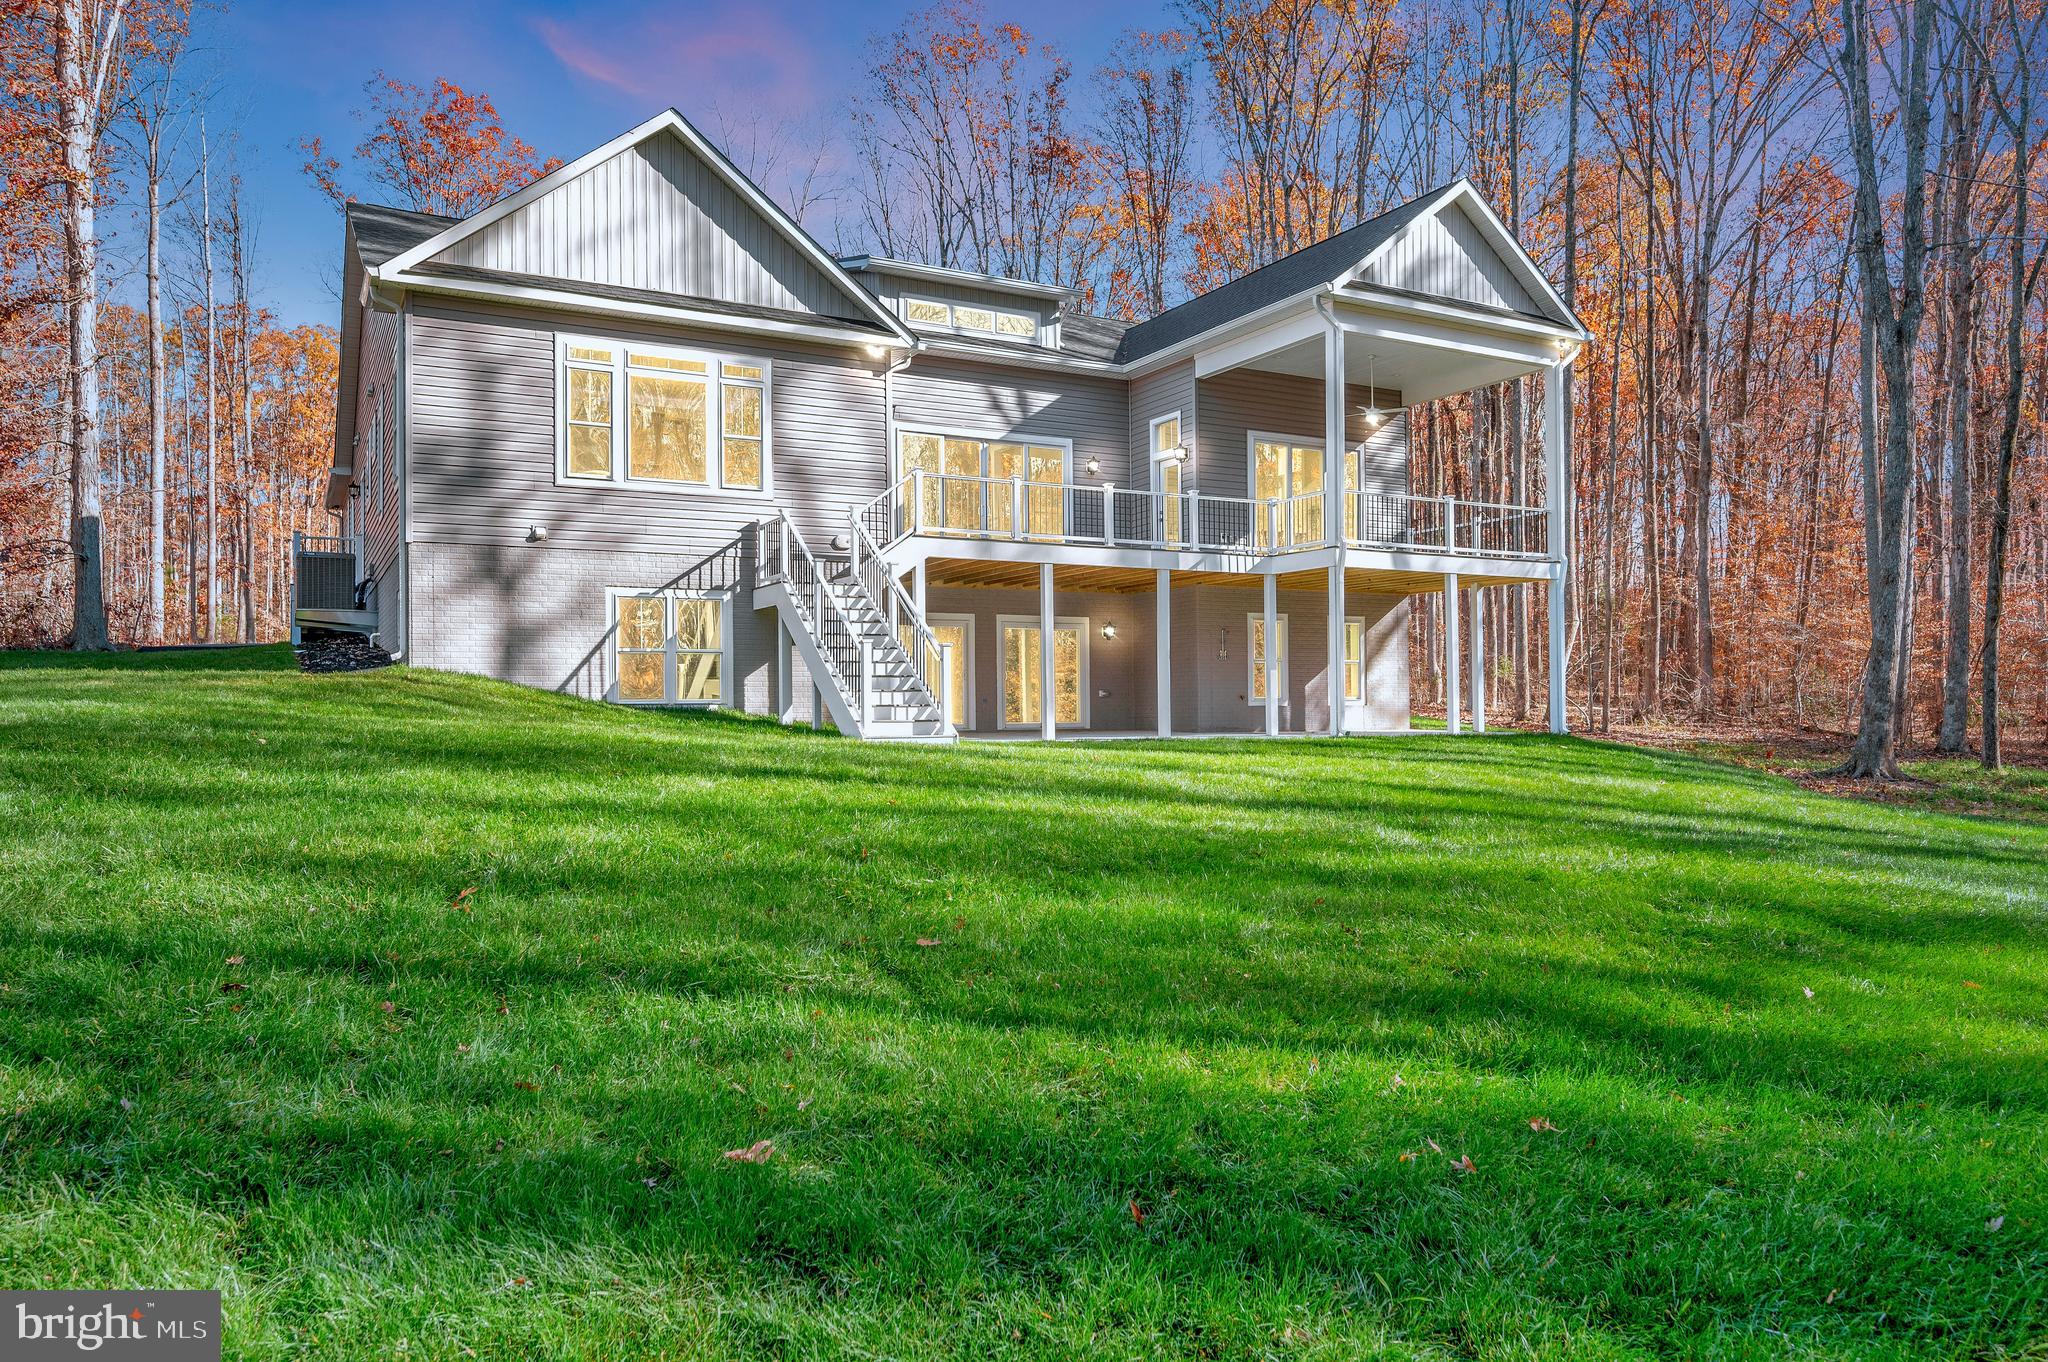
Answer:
[[924, 558, 1538, 596], [1242, 331, 1540, 406]]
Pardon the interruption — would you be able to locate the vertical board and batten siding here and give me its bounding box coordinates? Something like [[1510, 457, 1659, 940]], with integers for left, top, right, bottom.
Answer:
[[1360, 201, 1543, 315], [1196, 369, 1410, 499], [401, 295, 887, 707], [888, 355, 1132, 488], [439, 135, 858, 320], [1128, 360, 1196, 492]]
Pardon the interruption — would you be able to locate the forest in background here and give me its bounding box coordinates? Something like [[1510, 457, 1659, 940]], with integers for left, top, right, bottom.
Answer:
[[4, 0, 2045, 772]]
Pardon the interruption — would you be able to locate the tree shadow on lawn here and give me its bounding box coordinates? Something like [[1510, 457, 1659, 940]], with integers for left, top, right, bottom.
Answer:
[[6, 670, 2047, 1353]]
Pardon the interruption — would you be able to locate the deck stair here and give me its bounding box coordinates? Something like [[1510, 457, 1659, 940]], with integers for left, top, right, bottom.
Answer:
[[753, 512, 955, 741]]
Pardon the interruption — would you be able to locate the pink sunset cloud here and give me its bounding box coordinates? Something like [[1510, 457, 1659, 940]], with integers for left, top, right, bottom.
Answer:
[[532, 7, 832, 120]]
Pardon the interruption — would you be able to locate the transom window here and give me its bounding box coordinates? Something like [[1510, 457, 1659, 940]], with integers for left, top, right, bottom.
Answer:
[[902, 295, 1040, 341], [560, 338, 770, 494], [609, 588, 729, 706]]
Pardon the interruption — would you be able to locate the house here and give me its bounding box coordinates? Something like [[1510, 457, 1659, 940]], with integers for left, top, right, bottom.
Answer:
[[302, 109, 1589, 741]]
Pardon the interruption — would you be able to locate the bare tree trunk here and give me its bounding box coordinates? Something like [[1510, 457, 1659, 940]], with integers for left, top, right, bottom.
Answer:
[[1835, 0, 1937, 779], [58, 0, 120, 651], [1938, 40, 1985, 751], [144, 142, 166, 642], [200, 117, 218, 644]]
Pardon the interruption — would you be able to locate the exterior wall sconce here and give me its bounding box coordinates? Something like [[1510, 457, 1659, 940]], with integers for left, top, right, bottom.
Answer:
[[1085, 457, 1101, 476], [526, 525, 549, 543], [1101, 622, 1116, 640]]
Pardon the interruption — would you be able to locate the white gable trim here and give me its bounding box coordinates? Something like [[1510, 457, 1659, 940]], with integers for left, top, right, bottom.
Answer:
[[1346, 180, 1586, 334], [371, 109, 916, 346]]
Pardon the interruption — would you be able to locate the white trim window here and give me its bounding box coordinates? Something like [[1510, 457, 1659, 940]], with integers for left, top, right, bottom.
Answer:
[[608, 588, 732, 706], [365, 384, 383, 520], [895, 428, 1072, 537], [902, 295, 1041, 342], [1247, 611, 1288, 704], [1344, 615, 1365, 701], [559, 336, 772, 495]]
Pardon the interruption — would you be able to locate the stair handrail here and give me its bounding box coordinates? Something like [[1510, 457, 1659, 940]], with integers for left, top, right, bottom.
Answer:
[[847, 510, 950, 728], [758, 511, 868, 714]]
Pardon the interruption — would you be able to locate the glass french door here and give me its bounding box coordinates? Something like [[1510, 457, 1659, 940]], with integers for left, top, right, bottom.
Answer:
[[1151, 413, 1185, 545], [899, 615, 974, 729], [898, 432, 1064, 537], [1252, 437, 1324, 548], [999, 616, 1087, 728]]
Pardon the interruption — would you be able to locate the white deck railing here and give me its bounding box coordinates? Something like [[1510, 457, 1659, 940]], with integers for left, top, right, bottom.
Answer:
[[852, 473, 1550, 562]]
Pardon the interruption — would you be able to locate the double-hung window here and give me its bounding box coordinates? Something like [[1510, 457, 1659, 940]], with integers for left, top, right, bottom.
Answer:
[[560, 338, 770, 493], [609, 588, 730, 706]]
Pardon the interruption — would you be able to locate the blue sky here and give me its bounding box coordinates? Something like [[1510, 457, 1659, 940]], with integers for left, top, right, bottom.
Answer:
[[184, 0, 1156, 329]]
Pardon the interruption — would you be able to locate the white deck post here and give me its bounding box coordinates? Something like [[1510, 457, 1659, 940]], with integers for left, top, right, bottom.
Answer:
[[1545, 358, 1570, 735], [912, 560, 926, 617], [1102, 483, 1116, 545], [937, 641, 955, 730], [1324, 317, 1346, 737], [776, 616, 793, 722], [1263, 572, 1281, 737], [1155, 568, 1173, 738], [1469, 586, 1486, 734], [1443, 573, 1462, 735], [1039, 562, 1057, 740]]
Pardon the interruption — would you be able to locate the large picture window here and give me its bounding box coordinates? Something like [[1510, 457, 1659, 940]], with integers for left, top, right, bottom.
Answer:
[[560, 338, 770, 494], [608, 589, 730, 706], [896, 430, 1068, 537]]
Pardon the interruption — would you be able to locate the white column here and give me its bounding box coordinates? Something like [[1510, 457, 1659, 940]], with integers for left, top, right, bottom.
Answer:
[[912, 560, 927, 617], [1263, 572, 1280, 737], [1155, 568, 1172, 738], [1545, 359, 1570, 735], [1443, 573, 1462, 735], [1039, 562, 1056, 741], [1324, 317, 1347, 736], [1326, 564, 1345, 737], [776, 617, 793, 722], [1469, 587, 1486, 735]]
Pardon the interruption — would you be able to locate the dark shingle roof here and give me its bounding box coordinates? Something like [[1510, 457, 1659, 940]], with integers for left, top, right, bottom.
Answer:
[[1113, 188, 1453, 364], [344, 201, 457, 268], [409, 261, 894, 335]]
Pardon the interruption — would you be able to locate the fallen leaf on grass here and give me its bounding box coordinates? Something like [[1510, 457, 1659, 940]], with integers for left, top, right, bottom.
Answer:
[[1130, 1198, 1145, 1226], [1963, 981, 1983, 989], [1529, 1117, 1561, 1133], [1451, 1154, 1478, 1174], [1987, 1215, 2005, 1231], [512, 1080, 539, 1093], [915, 938, 941, 948], [723, 1140, 775, 1164], [1425, 1137, 1443, 1154], [451, 886, 478, 913], [797, 1097, 812, 1111], [1802, 987, 1814, 999], [1398, 1150, 1418, 1163], [224, 955, 245, 966], [380, 1000, 396, 1013], [219, 981, 247, 993]]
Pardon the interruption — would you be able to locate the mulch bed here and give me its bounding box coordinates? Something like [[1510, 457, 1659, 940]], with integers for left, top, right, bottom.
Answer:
[[294, 629, 394, 674]]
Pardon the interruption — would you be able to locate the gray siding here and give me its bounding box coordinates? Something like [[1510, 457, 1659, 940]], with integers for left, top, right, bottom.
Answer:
[[355, 305, 401, 615], [1362, 201, 1541, 315], [1128, 360, 1196, 493], [405, 296, 887, 557], [1196, 370, 1409, 499], [441, 135, 859, 319], [888, 355, 1131, 488]]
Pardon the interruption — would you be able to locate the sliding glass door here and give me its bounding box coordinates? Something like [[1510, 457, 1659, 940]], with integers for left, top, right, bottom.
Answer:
[[998, 615, 1088, 728], [898, 432, 1067, 537]]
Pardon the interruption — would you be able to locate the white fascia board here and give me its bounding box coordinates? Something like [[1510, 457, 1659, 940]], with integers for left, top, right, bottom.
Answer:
[[1192, 310, 1327, 378], [380, 270, 909, 352], [374, 109, 916, 346], [916, 336, 1121, 376], [1336, 284, 1587, 344], [841, 254, 1077, 303]]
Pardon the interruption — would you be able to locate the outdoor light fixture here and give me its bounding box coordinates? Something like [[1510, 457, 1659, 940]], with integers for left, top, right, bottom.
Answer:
[[526, 525, 549, 543], [1086, 457, 1101, 475], [1101, 622, 1117, 640], [1360, 353, 1386, 430]]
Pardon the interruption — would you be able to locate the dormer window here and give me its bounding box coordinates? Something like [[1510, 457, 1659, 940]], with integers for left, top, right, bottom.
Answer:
[[903, 295, 1041, 342]]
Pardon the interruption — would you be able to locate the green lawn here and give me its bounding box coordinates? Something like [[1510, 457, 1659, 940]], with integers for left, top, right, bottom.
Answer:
[[2, 647, 2044, 1360]]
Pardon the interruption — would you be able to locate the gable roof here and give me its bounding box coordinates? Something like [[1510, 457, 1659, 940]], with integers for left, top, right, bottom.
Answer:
[[1115, 179, 1586, 365], [368, 109, 915, 347]]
